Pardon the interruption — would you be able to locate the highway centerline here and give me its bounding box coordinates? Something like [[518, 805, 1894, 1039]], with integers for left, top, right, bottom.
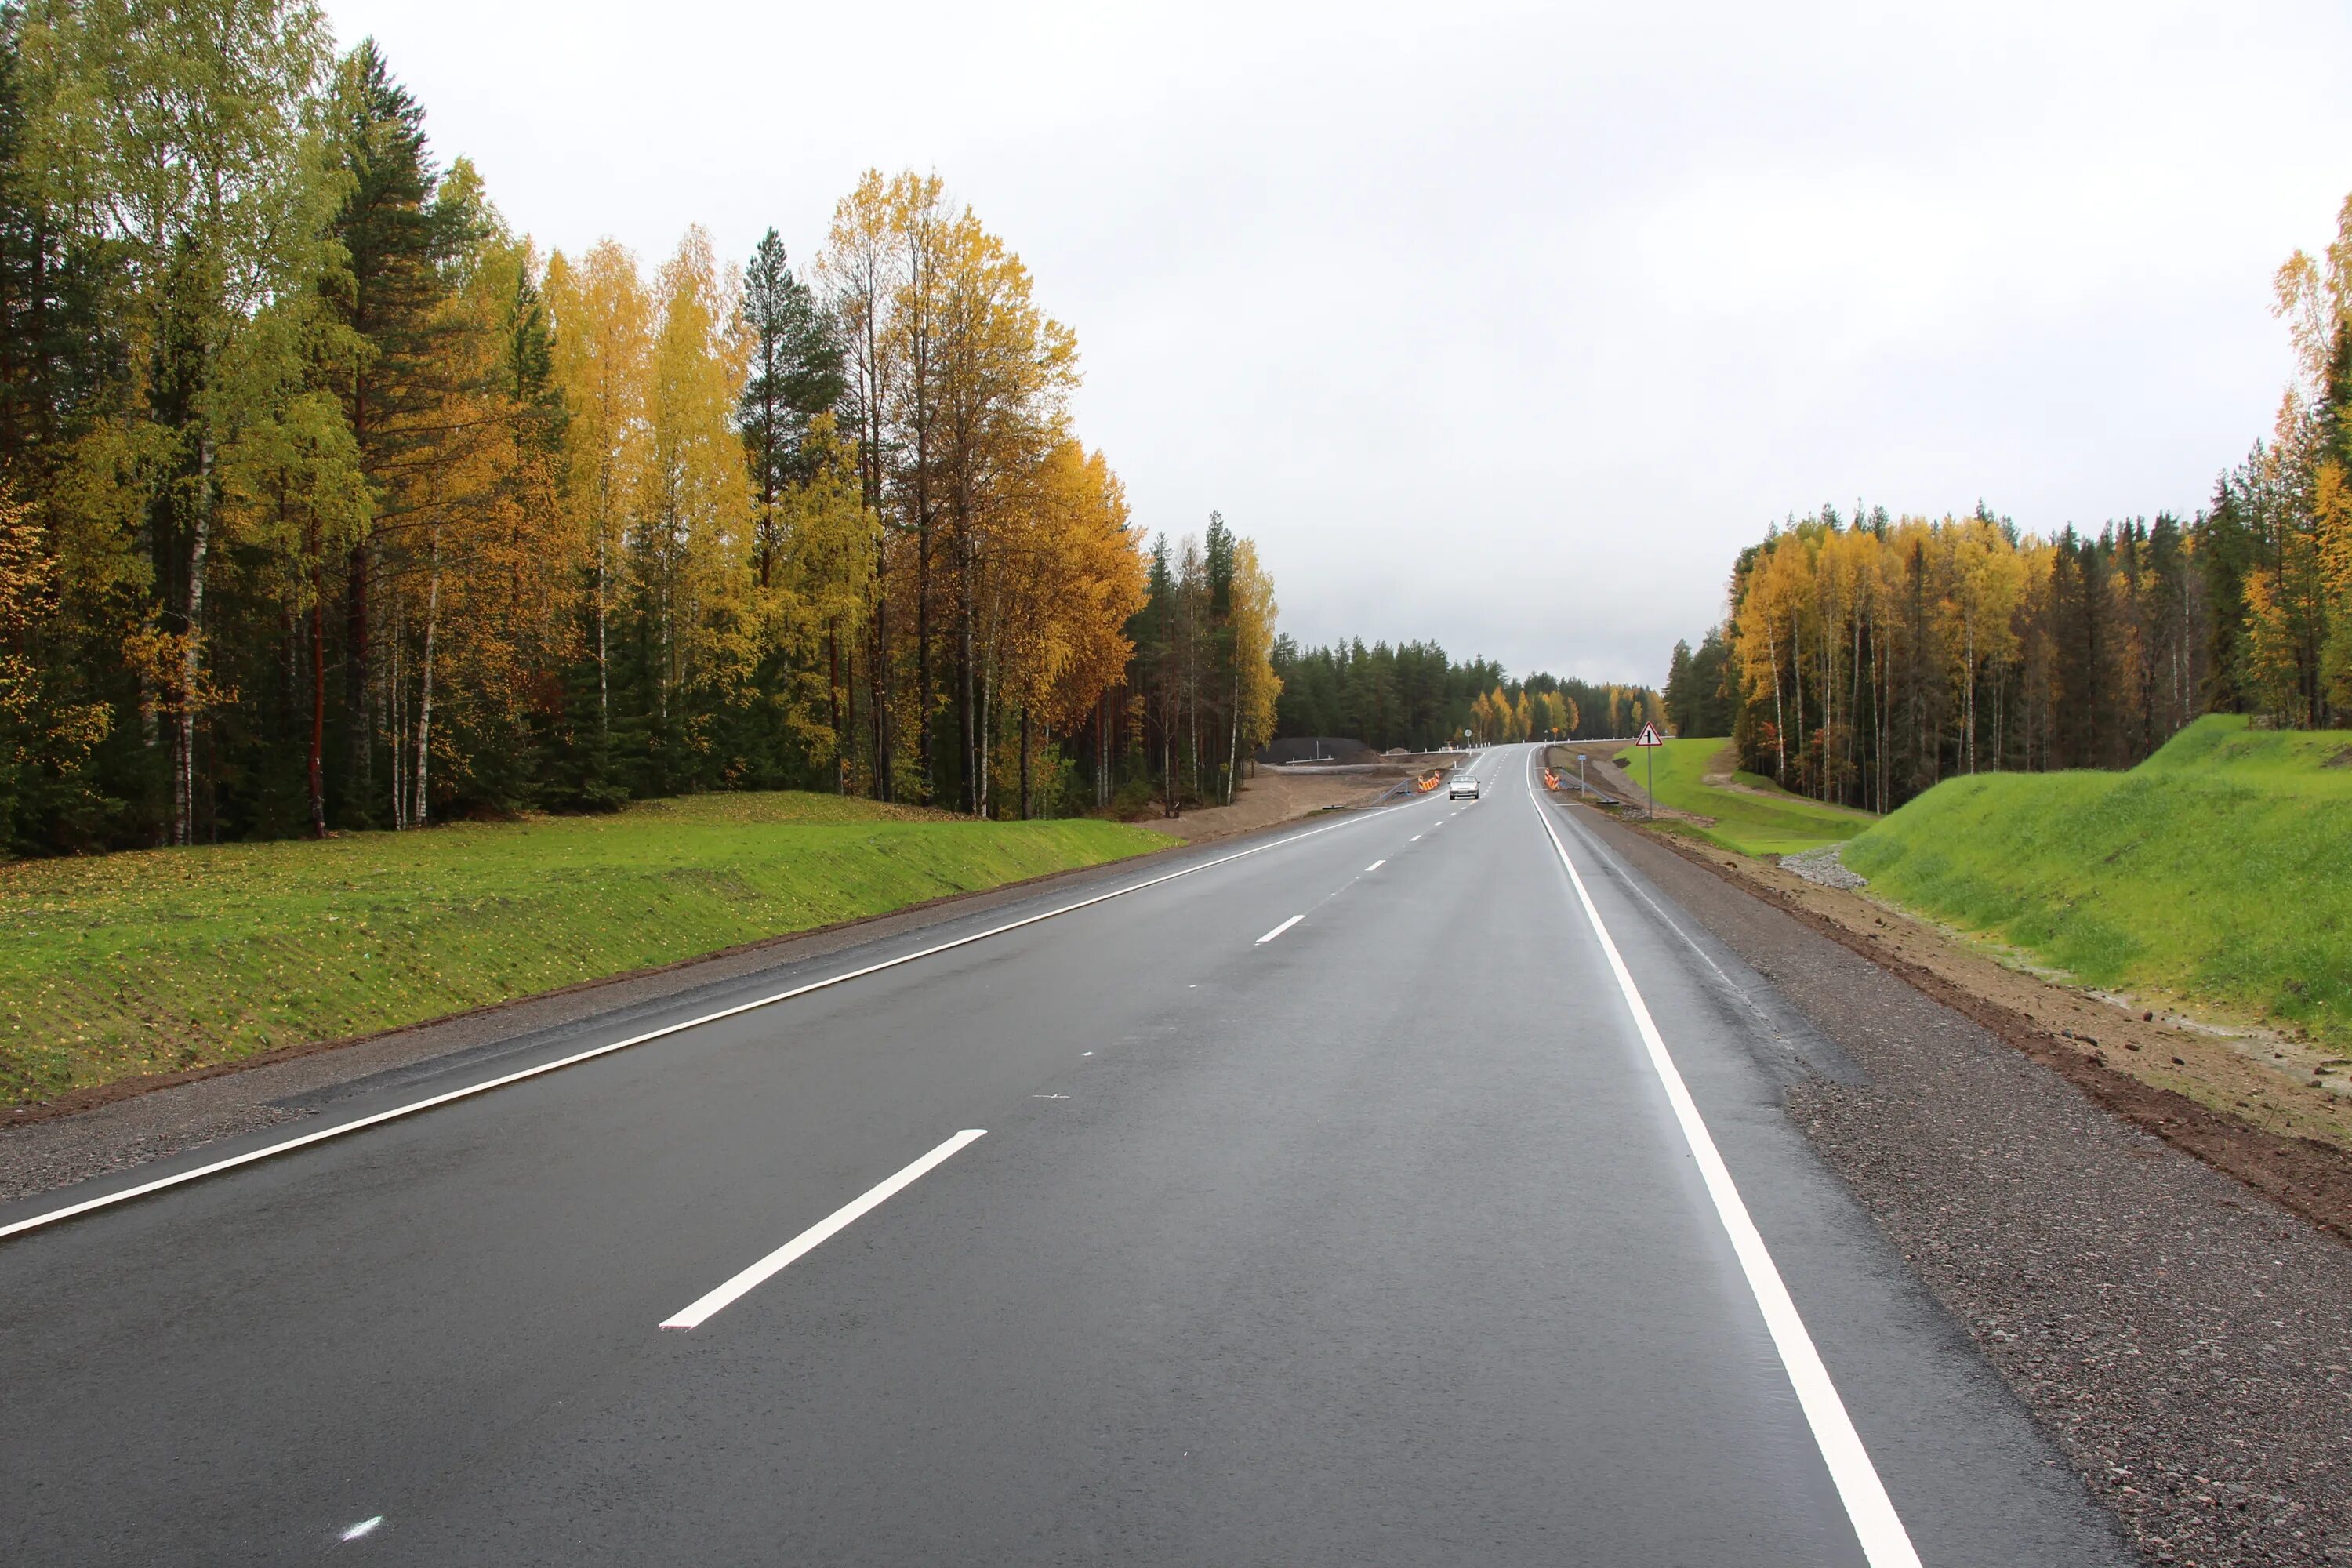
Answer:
[[1365, 860, 1385, 872], [0, 796, 1436, 1245], [1256, 914, 1305, 944], [659, 1129, 987, 1330], [1525, 753, 1921, 1568]]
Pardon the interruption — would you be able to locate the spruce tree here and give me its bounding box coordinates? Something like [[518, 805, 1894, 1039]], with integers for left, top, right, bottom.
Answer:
[[325, 38, 469, 827], [739, 227, 842, 586]]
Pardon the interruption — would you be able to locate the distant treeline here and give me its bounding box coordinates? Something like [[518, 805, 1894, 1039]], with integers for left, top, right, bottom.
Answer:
[[1667, 191, 2352, 813], [1271, 636, 1662, 750]]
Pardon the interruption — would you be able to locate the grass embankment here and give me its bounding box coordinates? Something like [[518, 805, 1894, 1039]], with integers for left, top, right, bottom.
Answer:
[[1619, 737, 1875, 858], [1843, 715, 2352, 1046], [2, 793, 1169, 1105]]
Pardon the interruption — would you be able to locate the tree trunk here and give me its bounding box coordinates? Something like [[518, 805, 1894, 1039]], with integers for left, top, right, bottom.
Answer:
[[175, 436, 216, 846], [910, 274, 935, 805], [415, 528, 441, 826], [309, 564, 328, 839], [347, 541, 370, 811], [1849, 611, 1863, 807], [1188, 691, 1199, 804], [980, 654, 995, 819], [1878, 633, 1892, 812], [1018, 701, 1032, 821], [828, 624, 844, 793], [873, 530, 893, 804], [594, 530, 608, 737], [1963, 620, 1977, 774], [1226, 669, 1241, 806], [917, 504, 932, 801], [1789, 611, 1805, 796], [390, 587, 405, 829], [958, 532, 977, 815]]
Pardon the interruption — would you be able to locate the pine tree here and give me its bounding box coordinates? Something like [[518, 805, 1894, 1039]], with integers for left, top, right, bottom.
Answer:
[[739, 227, 843, 588]]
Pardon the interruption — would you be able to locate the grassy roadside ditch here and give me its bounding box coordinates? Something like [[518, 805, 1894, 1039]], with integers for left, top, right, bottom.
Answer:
[[1618, 736, 1875, 858], [1842, 715, 2352, 1049], [2, 793, 1170, 1106]]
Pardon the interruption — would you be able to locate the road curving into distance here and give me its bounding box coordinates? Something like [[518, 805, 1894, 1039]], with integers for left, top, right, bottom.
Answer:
[[0, 746, 2131, 1565]]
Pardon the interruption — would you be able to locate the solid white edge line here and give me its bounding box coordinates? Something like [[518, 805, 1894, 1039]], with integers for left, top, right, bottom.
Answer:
[[0, 799, 1428, 1245], [659, 1129, 985, 1330], [1524, 753, 1922, 1568], [1255, 914, 1304, 945]]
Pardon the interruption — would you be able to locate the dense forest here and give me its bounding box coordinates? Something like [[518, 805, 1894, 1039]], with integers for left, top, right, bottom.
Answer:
[[1664, 193, 2352, 812], [0, 2, 1279, 855], [1271, 636, 1662, 750]]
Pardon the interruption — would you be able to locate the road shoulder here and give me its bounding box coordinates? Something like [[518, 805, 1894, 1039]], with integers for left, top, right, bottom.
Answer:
[[0, 811, 1355, 1205], [1566, 800, 2352, 1566], [1631, 813, 2352, 1241]]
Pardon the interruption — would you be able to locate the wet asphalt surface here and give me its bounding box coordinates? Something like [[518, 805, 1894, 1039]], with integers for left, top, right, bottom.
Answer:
[[2, 746, 2132, 1565]]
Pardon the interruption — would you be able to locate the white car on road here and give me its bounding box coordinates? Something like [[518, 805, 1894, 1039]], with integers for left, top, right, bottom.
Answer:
[[1448, 773, 1481, 800]]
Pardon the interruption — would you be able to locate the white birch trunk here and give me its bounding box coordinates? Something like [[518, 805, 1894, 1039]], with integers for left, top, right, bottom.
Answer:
[[416, 528, 441, 826]]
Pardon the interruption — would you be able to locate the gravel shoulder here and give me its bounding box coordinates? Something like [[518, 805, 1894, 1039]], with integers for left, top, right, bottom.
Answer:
[[1575, 801, 2352, 1566], [1679, 826, 2352, 1229]]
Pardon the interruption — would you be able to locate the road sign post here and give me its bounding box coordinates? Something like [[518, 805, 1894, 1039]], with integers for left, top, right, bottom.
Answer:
[[1633, 722, 1664, 819]]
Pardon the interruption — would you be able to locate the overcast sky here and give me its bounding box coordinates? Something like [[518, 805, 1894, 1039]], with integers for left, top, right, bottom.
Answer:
[[322, 0, 2352, 685]]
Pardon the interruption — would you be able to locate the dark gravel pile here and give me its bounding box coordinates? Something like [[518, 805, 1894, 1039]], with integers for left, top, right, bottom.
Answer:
[[1582, 809, 2352, 1568]]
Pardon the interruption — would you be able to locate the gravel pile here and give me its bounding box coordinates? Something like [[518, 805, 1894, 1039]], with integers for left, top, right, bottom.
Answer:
[[1780, 843, 1867, 890], [1585, 809, 2352, 1567]]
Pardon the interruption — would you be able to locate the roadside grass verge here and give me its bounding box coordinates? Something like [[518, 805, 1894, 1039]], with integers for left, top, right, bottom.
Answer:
[[2, 794, 1169, 1105], [1842, 715, 2352, 1045], [1619, 736, 1875, 858]]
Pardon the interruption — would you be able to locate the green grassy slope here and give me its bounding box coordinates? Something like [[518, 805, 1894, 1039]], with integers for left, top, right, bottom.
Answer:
[[1843, 715, 2352, 1043], [2, 794, 1169, 1105], [1617, 737, 1875, 857]]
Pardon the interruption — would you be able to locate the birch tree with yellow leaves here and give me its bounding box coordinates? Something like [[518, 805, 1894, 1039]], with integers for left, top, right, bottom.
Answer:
[[544, 238, 651, 757], [630, 228, 750, 785]]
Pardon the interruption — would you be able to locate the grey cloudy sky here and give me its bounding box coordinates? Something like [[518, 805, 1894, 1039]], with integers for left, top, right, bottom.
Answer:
[[323, 0, 2352, 686]]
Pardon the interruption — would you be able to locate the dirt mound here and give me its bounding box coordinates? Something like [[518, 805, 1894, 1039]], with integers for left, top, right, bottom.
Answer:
[[1254, 736, 1378, 765], [1146, 769, 1398, 843]]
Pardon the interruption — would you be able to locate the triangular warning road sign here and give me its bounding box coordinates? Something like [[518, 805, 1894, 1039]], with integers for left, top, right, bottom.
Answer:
[[1635, 723, 1664, 746]]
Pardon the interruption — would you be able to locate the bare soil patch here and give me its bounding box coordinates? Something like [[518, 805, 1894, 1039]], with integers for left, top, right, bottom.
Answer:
[[1142, 766, 1410, 844]]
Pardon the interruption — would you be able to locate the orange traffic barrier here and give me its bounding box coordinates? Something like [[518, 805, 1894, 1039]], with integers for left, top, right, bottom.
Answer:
[[1542, 770, 1560, 789]]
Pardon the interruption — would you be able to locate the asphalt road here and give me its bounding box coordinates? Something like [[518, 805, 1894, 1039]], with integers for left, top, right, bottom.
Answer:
[[2, 746, 2132, 1566]]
